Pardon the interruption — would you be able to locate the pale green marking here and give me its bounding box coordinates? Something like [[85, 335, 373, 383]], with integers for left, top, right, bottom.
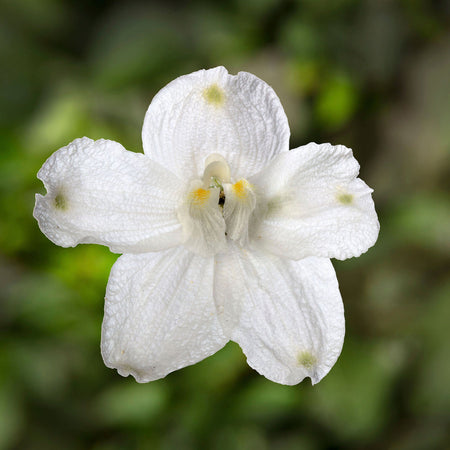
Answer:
[[54, 193, 67, 210], [209, 176, 223, 190], [337, 192, 353, 205], [203, 84, 225, 106], [266, 196, 284, 214], [298, 351, 317, 369]]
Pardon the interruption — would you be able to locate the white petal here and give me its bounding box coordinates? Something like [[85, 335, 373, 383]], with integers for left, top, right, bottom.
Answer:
[[142, 67, 290, 180], [250, 143, 380, 260], [34, 137, 185, 253], [177, 181, 227, 257], [101, 247, 228, 382], [214, 247, 344, 385], [223, 179, 257, 246]]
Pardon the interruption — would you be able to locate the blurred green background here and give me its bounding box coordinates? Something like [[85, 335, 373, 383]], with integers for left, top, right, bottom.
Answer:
[[1, 0, 449, 449]]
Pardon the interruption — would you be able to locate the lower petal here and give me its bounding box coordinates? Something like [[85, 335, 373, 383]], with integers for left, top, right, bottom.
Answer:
[[101, 248, 228, 382], [214, 247, 344, 385]]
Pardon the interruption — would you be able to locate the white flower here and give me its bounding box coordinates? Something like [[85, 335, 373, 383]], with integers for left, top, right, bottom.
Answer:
[[34, 67, 379, 385]]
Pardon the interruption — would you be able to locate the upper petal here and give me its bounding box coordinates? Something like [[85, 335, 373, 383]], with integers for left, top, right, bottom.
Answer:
[[101, 247, 228, 382], [34, 137, 185, 253], [214, 246, 345, 385], [142, 67, 290, 180], [250, 143, 380, 260]]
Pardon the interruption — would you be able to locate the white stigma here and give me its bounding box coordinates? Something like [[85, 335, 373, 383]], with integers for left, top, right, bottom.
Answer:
[[202, 154, 231, 186]]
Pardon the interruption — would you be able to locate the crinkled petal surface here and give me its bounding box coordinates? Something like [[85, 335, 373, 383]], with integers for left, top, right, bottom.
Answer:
[[214, 246, 344, 385], [34, 137, 185, 253], [250, 143, 380, 260], [142, 67, 290, 180], [101, 247, 228, 382]]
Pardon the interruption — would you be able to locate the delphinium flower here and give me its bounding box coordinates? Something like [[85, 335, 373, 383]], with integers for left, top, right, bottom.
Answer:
[[34, 67, 379, 385]]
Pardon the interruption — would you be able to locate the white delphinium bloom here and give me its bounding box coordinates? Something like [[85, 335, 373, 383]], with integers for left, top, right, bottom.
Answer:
[[34, 67, 379, 385]]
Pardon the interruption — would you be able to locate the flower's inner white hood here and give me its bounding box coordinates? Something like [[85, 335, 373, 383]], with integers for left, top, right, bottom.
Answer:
[[178, 153, 258, 257]]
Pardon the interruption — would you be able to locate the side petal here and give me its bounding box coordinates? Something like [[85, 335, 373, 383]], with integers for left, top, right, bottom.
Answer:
[[250, 143, 380, 260], [34, 137, 185, 253], [142, 67, 290, 180], [101, 247, 228, 382], [214, 247, 344, 385]]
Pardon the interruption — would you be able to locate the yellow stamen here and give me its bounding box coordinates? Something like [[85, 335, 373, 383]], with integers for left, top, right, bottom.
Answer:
[[190, 188, 211, 205], [232, 180, 248, 199]]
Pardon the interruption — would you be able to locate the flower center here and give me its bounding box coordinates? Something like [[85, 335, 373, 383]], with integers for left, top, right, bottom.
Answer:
[[177, 154, 258, 256]]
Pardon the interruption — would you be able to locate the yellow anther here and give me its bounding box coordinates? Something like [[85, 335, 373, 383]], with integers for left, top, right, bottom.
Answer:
[[232, 180, 249, 199], [190, 188, 211, 206]]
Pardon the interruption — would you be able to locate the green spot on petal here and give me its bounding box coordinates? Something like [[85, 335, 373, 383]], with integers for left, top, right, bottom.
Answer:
[[338, 193, 353, 205], [203, 84, 225, 106], [54, 193, 67, 210], [298, 351, 317, 369]]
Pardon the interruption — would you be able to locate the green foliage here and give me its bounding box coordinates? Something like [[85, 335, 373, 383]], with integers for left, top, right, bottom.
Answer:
[[0, 0, 449, 448]]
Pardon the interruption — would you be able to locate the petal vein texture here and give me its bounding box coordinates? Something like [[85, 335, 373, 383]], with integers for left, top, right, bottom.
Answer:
[[102, 247, 228, 382], [250, 143, 380, 260], [34, 138, 185, 253], [214, 246, 344, 385], [142, 67, 290, 180]]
